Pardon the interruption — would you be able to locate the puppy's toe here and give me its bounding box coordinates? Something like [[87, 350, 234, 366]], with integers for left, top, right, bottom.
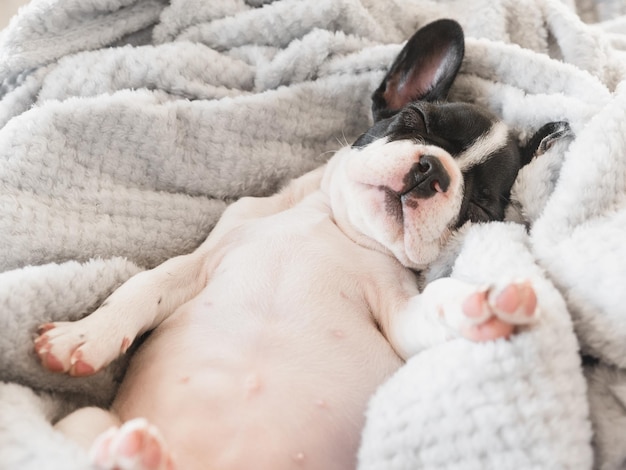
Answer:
[[460, 288, 491, 324], [490, 280, 538, 324], [69, 349, 97, 377], [456, 287, 514, 342], [90, 427, 118, 469], [34, 322, 76, 374]]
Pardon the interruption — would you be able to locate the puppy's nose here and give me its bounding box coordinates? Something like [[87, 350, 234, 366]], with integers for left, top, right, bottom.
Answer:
[[401, 155, 451, 198]]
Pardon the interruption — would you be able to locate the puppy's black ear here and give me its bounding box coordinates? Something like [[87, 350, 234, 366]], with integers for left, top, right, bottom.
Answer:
[[371, 19, 465, 121], [521, 122, 573, 166]]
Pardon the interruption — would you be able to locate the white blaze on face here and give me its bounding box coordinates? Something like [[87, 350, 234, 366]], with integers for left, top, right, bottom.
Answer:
[[322, 138, 464, 270], [456, 122, 509, 171]]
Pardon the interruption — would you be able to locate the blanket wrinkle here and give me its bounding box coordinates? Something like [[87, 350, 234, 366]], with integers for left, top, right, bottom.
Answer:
[[1, 0, 626, 469], [0, 0, 166, 79]]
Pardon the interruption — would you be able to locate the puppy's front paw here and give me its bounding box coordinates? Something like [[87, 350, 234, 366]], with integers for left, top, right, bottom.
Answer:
[[458, 280, 538, 342], [34, 317, 133, 376]]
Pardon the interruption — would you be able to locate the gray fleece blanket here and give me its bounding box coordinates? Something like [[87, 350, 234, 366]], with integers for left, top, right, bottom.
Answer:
[[1, 0, 626, 469]]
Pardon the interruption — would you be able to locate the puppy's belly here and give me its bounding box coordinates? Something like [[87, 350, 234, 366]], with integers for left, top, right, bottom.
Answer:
[[112, 288, 401, 470]]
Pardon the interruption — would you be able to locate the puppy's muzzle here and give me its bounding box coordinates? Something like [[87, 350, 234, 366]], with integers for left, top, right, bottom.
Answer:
[[400, 155, 450, 199]]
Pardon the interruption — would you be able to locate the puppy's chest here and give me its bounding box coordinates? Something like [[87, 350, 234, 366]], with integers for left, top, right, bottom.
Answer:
[[205, 209, 388, 322]]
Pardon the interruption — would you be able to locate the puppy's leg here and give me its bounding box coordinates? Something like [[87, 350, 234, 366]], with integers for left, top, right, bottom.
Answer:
[[34, 167, 325, 376], [54, 407, 121, 451], [385, 277, 539, 360], [34, 251, 209, 376]]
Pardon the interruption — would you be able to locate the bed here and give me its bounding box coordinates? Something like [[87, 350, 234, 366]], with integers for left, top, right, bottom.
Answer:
[[1, 0, 626, 468]]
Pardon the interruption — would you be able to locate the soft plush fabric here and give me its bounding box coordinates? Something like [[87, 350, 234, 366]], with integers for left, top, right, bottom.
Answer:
[[1, 0, 625, 468]]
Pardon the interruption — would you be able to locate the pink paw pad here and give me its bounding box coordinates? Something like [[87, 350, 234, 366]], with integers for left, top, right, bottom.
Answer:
[[461, 316, 515, 342], [461, 289, 489, 321], [41, 351, 66, 373], [70, 353, 96, 377], [459, 281, 538, 343], [493, 281, 538, 321], [34, 335, 65, 373], [90, 418, 175, 470], [34, 331, 93, 376]]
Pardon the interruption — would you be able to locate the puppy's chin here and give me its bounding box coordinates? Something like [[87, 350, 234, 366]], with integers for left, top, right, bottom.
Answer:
[[322, 140, 464, 270]]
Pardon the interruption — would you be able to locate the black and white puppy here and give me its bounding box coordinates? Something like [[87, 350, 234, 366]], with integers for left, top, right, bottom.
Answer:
[[37, 19, 547, 470]]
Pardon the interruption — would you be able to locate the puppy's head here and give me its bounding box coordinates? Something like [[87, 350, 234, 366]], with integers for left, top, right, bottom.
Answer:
[[323, 19, 524, 270]]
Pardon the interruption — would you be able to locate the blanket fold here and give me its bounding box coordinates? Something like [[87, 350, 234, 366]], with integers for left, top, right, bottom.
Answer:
[[2, 0, 626, 468]]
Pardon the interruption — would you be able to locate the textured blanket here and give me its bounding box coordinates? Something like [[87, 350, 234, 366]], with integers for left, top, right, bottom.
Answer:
[[1, 0, 626, 468]]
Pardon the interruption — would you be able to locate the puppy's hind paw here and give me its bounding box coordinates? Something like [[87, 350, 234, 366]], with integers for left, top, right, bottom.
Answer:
[[90, 418, 175, 470]]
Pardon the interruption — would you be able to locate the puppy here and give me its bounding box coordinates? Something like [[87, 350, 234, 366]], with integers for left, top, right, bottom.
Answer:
[[35, 19, 544, 470]]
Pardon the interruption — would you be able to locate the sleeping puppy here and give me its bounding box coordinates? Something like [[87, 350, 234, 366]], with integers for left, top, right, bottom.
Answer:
[[35, 19, 548, 470]]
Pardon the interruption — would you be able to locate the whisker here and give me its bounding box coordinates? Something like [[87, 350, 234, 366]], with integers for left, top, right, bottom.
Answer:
[[334, 136, 348, 149], [330, 130, 353, 151], [340, 130, 350, 147]]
